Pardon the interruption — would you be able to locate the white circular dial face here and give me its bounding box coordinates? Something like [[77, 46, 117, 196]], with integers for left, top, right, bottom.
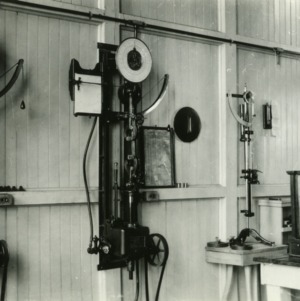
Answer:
[[115, 38, 152, 83]]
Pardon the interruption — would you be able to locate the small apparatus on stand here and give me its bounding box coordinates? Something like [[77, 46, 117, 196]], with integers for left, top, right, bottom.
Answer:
[[227, 88, 274, 249], [69, 26, 170, 301]]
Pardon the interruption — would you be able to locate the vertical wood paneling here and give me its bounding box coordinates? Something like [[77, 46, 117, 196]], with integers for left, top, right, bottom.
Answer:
[[38, 17, 50, 188], [40, 206, 51, 300], [70, 204, 83, 300], [27, 14, 39, 188], [121, 0, 219, 32], [49, 18, 60, 188], [28, 207, 41, 300], [16, 13, 28, 188], [17, 207, 29, 299], [59, 20, 71, 188], [68, 21, 81, 188], [5, 208, 18, 300], [0, 9, 6, 184], [238, 48, 300, 185], [3, 204, 99, 301], [237, 0, 296, 46], [0, 11, 100, 189], [5, 11, 18, 187], [60, 206, 72, 301]]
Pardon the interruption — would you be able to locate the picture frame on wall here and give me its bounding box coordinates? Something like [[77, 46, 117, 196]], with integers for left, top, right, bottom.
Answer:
[[139, 126, 176, 188]]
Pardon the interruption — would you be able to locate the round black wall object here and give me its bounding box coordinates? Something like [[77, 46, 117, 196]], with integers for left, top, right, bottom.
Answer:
[[174, 107, 201, 142]]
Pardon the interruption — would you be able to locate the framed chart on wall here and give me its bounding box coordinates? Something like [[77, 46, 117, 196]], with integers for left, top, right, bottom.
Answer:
[[139, 126, 176, 188]]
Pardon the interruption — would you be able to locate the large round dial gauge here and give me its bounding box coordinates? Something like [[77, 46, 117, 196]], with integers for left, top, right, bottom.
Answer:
[[115, 38, 152, 83]]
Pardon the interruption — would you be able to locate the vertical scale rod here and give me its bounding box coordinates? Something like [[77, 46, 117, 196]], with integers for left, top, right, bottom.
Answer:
[[127, 91, 138, 226]]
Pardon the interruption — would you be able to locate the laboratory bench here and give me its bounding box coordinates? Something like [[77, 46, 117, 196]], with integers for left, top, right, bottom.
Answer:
[[254, 255, 300, 301], [205, 243, 288, 301]]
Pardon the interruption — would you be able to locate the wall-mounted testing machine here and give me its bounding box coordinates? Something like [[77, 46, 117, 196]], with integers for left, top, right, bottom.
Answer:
[[69, 32, 170, 301]]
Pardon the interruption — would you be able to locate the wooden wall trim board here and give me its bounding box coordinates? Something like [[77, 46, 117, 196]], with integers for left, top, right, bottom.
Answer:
[[5, 1, 300, 57], [118, 12, 300, 57], [3, 182, 290, 205], [0, 185, 227, 206], [0, 0, 104, 24], [237, 184, 290, 198], [143, 185, 226, 201], [2, 188, 99, 206]]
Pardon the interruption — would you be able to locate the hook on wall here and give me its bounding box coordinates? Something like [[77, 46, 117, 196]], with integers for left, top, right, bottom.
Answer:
[[274, 47, 284, 65]]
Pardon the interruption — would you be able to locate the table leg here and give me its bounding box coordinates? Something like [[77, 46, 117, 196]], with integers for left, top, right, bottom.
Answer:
[[221, 265, 234, 301], [244, 266, 252, 301]]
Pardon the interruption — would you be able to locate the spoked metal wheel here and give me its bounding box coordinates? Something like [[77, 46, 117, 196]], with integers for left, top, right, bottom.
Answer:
[[147, 233, 169, 267]]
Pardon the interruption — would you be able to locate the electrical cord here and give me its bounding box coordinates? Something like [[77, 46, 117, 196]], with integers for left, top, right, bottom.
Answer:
[[154, 253, 168, 301], [144, 257, 149, 301], [134, 260, 140, 301], [0, 240, 9, 301], [83, 116, 98, 249], [144, 259, 168, 301]]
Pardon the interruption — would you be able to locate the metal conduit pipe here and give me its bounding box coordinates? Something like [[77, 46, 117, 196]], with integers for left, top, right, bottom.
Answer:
[[2, 0, 300, 58]]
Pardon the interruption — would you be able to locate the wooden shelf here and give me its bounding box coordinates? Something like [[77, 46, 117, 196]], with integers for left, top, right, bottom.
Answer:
[[141, 184, 226, 201]]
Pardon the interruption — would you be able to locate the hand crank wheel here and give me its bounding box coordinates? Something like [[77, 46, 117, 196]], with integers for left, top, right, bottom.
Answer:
[[147, 233, 169, 267]]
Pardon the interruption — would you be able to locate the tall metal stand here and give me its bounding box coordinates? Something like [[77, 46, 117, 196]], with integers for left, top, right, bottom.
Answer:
[[227, 89, 274, 249]]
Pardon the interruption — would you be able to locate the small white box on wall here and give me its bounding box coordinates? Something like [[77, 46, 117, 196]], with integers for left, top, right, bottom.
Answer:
[[74, 74, 102, 116]]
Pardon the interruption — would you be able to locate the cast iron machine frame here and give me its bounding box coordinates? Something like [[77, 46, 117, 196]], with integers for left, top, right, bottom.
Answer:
[[69, 36, 170, 300]]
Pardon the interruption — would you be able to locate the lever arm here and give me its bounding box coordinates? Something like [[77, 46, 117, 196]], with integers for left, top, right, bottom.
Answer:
[[141, 74, 169, 116]]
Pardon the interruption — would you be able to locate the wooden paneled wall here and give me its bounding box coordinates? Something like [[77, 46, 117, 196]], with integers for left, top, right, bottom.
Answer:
[[0, 204, 100, 301], [0, 5, 103, 301], [120, 0, 219, 31], [2, 0, 300, 301], [237, 48, 300, 185], [237, 0, 300, 46], [19, 0, 99, 9], [0, 10, 99, 189]]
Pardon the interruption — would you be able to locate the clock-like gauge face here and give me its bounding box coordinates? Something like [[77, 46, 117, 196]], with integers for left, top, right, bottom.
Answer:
[[115, 38, 152, 83]]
